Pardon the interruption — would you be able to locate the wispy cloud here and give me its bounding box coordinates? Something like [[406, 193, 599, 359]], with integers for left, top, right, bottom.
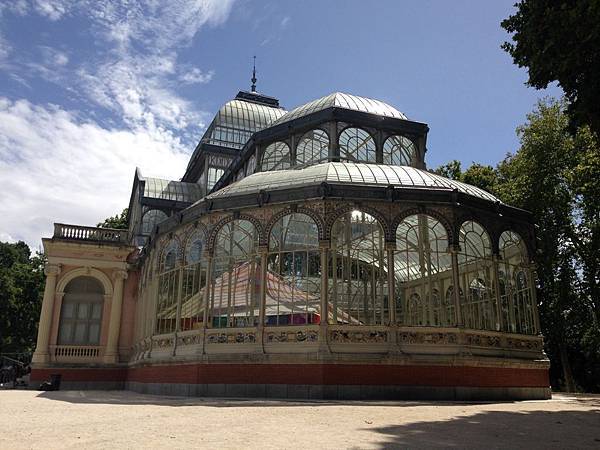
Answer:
[[0, 97, 190, 248], [0, 0, 237, 247]]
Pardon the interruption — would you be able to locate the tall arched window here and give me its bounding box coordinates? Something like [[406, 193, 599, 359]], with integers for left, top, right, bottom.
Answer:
[[329, 210, 387, 325], [267, 213, 321, 326], [296, 129, 329, 166], [155, 239, 180, 334], [383, 135, 416, 166], [395, 214, 453, 326], [339, 127, 376, 163], [210, 220, 260, 328], [141, 209, 168, 235], [499, 231, 536, 334], [58, 276, 104, 345], [179, 230, 208, 331], [261, 142, 290, 171], [458, 221, 495, 330]]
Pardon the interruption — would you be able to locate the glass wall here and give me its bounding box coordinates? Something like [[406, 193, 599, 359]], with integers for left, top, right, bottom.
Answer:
[[339, 127, 376, 163], [58, 276, 104, 345], [458, 221, 495, 330], [329, 210, 387, 325], [267, 213, 321, 325], [141, 209, 168, 235], [499, 231, 536, 334], [155, 240, 180, 334], [395, 214, 454, 326], [179, 230, 208, 331], [261, 142, 290, 171], [209, 220, 260, 328], [296, 129, 329, 166], [383, 135, 416, 166]]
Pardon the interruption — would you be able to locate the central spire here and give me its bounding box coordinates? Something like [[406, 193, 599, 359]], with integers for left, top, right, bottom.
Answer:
[[251, 55, 257, 92]]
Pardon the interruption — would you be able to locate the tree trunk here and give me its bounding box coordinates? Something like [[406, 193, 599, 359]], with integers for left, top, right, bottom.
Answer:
[[559, 342, 576, 392]]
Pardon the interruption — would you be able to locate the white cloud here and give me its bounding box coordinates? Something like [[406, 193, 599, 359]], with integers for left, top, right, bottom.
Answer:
[[179, 67, 214, 84], [0, 97, 190, 248]]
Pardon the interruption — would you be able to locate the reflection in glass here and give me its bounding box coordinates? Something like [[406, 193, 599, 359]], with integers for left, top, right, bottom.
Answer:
[[383, 135, 415, 166], [296, 129, 329, 166], [339, 127, 376, 163], [262, 142, 290, 171]]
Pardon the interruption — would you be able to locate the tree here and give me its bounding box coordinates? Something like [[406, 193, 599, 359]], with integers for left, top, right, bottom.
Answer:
[[501, 0, 600, 136], [434, 98, 600, 392], [0, 241, 45, 354], [97, 208, 129, 230]]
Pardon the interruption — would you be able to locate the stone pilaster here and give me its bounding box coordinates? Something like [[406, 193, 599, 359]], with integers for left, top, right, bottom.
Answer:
[[32, 264, 61, 364]]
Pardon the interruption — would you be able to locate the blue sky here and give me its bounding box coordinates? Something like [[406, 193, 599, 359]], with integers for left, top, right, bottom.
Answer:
[[0, 0, 560, 248]]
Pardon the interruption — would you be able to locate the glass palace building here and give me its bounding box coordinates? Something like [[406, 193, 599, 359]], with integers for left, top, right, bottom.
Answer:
[[31, 86, 550, 400]]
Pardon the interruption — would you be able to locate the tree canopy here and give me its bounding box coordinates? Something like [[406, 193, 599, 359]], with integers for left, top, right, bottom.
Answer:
[[97, 208, 129, 230], [435, 99, 600, 392], [0, 241, 45, 354], [501, 0, 600, 136]]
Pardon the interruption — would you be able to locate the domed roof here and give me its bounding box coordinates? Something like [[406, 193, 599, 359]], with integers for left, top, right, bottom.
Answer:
[[269, 92, 407, 127], [207, 162, 500, 203], [201, 99, 287, 149]]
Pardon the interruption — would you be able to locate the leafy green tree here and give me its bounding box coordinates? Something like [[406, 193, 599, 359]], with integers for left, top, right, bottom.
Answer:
[[97, 208, 129, 230], [501, 0, 600, 135], [0, 241, 45, 354], [433, 160, 462, 180]]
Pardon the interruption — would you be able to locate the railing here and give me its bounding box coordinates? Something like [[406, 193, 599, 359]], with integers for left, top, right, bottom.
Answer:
[[53, 223, 128, 244], [52, 345, 101, 362]]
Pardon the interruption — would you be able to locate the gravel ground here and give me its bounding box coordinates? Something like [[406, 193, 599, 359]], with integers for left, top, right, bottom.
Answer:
[[0, 390, 599, 449]]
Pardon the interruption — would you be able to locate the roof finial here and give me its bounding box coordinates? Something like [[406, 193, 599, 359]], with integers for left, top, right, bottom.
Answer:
[[251, 55, 257, 92]]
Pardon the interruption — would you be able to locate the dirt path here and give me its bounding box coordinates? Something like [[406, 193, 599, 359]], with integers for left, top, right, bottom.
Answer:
[[0, 390, 598, 449]]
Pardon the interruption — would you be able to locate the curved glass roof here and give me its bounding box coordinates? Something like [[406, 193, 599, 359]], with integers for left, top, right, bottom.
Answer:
[[207, 162, 500, 203], [270, 92, 407, 127], [202, 99, 287, 149], [143, 177, 203, 203]]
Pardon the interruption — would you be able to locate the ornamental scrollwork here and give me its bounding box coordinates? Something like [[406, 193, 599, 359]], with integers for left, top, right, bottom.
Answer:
[[398, 331, 458, 345], [206, 332, 256, 344], [266, 330, 318, 343], [330, 330, 388, 344]]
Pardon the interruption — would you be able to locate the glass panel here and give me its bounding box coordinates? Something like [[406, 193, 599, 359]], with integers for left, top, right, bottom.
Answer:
[[395, 214, 453, 326], [328, 210, 387, 325], [210, 220, 260, 328], [58, 322, 73, 344], [296, 129, 329, 166], [458, 221, 494, 330], [142, 209, 168, 235], [383, 135, 416, 166], [267, 213, 321, 326], [339, 127, 376, 163], [61, 302, 75, 319], [74, 323, 87, 343], [77, 303, 89, 320], [88, 323, 100, 344], [261, 142, 290, 171]]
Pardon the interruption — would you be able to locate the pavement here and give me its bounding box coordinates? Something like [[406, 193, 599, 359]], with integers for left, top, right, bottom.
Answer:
[[0, 390, 599, 449]]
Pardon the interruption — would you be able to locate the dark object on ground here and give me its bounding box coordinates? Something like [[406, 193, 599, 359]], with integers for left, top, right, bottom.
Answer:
[[39, 374, 61, 391]]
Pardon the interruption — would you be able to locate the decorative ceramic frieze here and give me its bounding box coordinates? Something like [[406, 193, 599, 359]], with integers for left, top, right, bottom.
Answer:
[[266, 329, 318, 343], [330, 329, 388, 344], [206, 332, 256, 344], [398, 331, 458, 345]]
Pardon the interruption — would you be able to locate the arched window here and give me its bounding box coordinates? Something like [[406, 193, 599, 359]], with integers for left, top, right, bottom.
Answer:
[[267, 213, 321, 326], [296, 129, 329, 166], [261, 142, 290, 171], [458, 221, 494, 330], [499, 231, 536, 334], [383, 135, 416, 166], [329, 210, 387, 325], [156, 239, 180, 334], [141, 209, 168, 235], [339, 127, 376, 163], [210, 220, 260, 328], [395, 214, 453, 326], [58, 276, 104, 345], [179, 230, 208, 331]]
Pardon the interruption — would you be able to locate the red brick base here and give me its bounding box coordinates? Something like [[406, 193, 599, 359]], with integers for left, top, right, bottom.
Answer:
[[31, 363, 549, 388]]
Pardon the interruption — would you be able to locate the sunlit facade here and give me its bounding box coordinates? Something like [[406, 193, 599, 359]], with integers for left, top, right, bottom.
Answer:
[[31, 88, 550, 400]]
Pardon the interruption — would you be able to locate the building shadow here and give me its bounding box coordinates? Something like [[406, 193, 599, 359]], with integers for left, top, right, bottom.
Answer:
[[367, 407, 600, 449], [37, 389, 519, 408]]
